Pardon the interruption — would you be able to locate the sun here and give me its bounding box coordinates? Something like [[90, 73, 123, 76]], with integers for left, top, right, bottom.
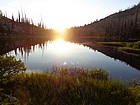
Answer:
[[54, 28, 66, 39], [54, 27, 66, 34]]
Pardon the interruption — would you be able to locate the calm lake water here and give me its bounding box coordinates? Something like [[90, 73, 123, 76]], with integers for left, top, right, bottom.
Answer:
[[7, 39, 140, 82]]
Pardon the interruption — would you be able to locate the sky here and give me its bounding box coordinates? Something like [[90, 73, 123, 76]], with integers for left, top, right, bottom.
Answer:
[[0, 0, 140, 30]]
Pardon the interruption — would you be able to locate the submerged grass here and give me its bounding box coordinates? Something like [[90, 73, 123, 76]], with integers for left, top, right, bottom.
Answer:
[[7, 67, 139, 105]]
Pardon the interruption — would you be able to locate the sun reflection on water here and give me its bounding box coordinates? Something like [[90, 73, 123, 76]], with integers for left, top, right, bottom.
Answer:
[[48, 38, 72, 55]]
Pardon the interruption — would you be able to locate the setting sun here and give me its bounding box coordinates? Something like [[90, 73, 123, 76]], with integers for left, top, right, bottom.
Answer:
[[55, 28, 66, 34], [1, 0, 139, 29], [1, 0, 140, 104]]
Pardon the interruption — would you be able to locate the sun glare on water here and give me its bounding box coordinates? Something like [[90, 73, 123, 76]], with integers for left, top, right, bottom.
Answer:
[[49, 38, 70, 54], [53, 38, 66, 50]]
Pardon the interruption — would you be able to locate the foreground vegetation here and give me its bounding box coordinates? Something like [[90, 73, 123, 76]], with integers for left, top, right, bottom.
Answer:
[[98, 41, 140, 56], [0, 55, 140, 105]]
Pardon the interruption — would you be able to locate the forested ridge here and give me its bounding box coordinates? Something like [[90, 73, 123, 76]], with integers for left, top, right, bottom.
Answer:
[[1, 3, 140, 40], [0, 10, 49, 36], [67, 3, 140, 40]]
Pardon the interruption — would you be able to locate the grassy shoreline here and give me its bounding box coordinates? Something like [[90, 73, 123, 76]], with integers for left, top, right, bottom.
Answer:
[[0, 41, 140, 104], [1, 67, 140, 105], [98, 41, 140, 56]]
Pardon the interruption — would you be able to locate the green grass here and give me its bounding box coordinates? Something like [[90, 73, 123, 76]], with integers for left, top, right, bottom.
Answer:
[[119, 47, 140, 56], [98, 42, 126, 47], [98, 41, 140, 48], [98, 41, 140, 56], [130, 82, 140, 105], [0, 66, 139, 105], [7, 67, 138, 105]]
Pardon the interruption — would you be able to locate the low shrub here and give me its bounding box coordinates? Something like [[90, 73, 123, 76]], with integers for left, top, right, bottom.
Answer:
[[14, 67, 137, 105]]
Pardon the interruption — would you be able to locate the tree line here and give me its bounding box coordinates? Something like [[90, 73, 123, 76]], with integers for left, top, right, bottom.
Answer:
[[66, 3, 140, 41], [0, 10, 48, 36]]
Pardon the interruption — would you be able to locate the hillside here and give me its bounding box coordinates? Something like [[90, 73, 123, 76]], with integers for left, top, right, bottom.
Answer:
[[0, 11, 47, 36], [67, 3, 140, 40]]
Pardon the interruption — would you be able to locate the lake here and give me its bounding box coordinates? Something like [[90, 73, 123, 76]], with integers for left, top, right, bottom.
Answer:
[[6, 38, 140, 82]]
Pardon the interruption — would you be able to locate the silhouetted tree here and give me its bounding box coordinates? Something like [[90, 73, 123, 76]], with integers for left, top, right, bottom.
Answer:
[[12, 14, 14, 21], [18, 12, 21, 22], [0, 10, 3, 17], [4, 11, 7, 17]]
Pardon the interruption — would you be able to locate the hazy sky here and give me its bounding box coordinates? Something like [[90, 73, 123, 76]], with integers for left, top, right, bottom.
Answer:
[[0, 0, 140, 30]]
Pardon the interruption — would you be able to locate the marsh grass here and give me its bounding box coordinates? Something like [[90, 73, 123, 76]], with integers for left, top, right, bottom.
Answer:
[[119, 47, 140, 56], [12, 67, 138, 105], [98, 41, 140, 56], [130, 82, 140, 105], [97, 42, 126, 47]]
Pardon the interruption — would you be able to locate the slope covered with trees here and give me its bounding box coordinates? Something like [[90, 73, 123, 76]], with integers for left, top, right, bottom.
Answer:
[[0, 10, 48, 36], [67, 3, 140, 40]]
